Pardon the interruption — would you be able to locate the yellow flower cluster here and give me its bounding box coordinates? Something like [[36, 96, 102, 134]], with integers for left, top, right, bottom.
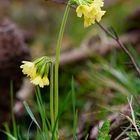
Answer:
[[20, 61, 49, 88], [76, 0, 105, 27]]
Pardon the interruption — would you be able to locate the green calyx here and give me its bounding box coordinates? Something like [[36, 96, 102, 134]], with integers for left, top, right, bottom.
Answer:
[[34, 56, 52, 77], [40, 63, 50, 78], [70, 0, 92, 6]]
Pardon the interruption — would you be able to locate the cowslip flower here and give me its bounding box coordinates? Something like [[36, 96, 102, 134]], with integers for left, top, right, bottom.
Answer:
[[84, 16, 95, 27], [20, 61, 36, 78], [76, 5, 90, 18], [20, 57, 52, 88], [30, 75, 49, 88], [91, 0, 104, 7], [76, 0, 106, 28]]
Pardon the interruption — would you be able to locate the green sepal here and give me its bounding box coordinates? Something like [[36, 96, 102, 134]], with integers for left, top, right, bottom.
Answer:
[[70, 0, 92, 6]]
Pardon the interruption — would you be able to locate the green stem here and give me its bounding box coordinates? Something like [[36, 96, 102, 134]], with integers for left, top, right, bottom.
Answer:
[[54, 2, 70, 131], [10, 81, 17, 138], [50, 63, 54, 131]]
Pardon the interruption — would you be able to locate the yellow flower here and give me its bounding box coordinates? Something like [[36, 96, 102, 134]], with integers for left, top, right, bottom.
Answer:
[[76, 0, 106, 28], [31, 75, 49, 88], [76, 5, 90, 17], [20, 57, 51, 88], [84, 16, 95, 27], [90, 1, 106, 21], [20, 61, 36, 77], [91, 0, 104, 7], [88, 6, 97, 18], [95, 10, 106, 22]]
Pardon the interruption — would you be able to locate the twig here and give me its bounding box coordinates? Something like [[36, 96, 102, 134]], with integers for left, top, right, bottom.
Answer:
[[96, 21, 140, 75], [128, 96, 140, 137], [114, 124, 132, 140]]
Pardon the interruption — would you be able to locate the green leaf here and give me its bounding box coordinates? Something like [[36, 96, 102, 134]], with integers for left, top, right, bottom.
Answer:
[[1, 131, 17, 140], [10, 81, 17, 138], [97, 120, 111, 140], [23, 101, 41, 130], [72, 77, 78, 140]]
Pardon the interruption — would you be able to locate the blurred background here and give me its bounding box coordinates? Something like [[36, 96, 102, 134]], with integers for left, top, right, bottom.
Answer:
[[0, 0, 140, 139]]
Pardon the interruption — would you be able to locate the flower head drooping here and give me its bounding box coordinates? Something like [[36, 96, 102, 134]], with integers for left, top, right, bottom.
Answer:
[[30, 75, 49, 88], [20, 61, 36, 77], [20, 56, 52, 88], [75, 0, 106, 28]]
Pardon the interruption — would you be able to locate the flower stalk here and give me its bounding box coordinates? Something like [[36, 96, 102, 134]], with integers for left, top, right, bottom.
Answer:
[[54, 2, 70, 133], [50, 62, 54, 131]]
